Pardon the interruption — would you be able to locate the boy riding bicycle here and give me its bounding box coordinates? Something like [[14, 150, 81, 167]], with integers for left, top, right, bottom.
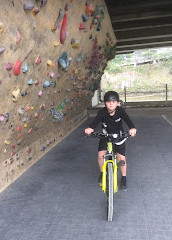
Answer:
[[85, 91, 137, 191]]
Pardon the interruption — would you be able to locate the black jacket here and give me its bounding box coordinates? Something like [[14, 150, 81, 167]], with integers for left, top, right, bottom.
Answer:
[[88, 106, 135, 134]]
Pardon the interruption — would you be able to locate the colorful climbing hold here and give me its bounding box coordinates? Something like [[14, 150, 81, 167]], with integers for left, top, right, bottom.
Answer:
[[56, 8, 64, 23], [43, 79, 51, 88], [35, 113, 39, 118], [32, 8, 40, 16], [0, 46, 5, 55], [40, 103, 45, 110], [0, 114, 5, 122], [17, 134, 22, 139], [50, 72, 55, 78], [75, 53, 82, 64], [53, 41, 60, 47], [26, 107, 31, 112], [18, 126, 22, 131], [23, 116, 29, 122], [85, 3, 94, 14], [5, 140, 10, 145], [12, 88, 20, 102], [79, 23, 85, 30], [28, 128, 33, 134], [38, 90, 43, 97], [58, 52, 69, 70], [22, 63, 29, 73], [18, 108, 25, 115], [27, 147, 31, 154], [35, 80, 39, 86], [13, 60, 21, 75], [60, 13, 67, 44], [82, 14, 89, 22], [16, 30, 21, 43], [65, 3, 69, 11], [47, 60, 55, 68], [6, 62, 13, 70], [35, 55, 41, 64], [28, 79, 34, 85], [21, 91, 27, 96], [23, 2, 34, 10], [40, 0, 48, 8]]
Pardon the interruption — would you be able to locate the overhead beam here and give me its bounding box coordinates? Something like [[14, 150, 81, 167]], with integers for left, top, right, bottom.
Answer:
[[114, 23, 172, 32], [116, 36, 172, 47], [115, 26, 172, 41], [116, 42, 172, 53], [106, 0, 172, 10], [110, 2, 172, 21], [117, 40, 172, 49], [112, 13, 172, 23], [112, 16, 172, 30]]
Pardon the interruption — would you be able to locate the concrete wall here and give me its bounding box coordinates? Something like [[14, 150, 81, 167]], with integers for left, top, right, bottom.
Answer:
[[0, 0, 116, 192]]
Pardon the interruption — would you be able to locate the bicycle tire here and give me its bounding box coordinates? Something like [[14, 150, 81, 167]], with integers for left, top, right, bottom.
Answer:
[[106, 162, 113, 221]]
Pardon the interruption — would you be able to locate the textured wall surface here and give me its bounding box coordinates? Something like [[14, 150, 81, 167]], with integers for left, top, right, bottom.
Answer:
[[0, 0, 116, 192]]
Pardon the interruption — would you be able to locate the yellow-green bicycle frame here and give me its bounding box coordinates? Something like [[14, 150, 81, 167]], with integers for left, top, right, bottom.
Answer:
[[102, 142, 118, 193]]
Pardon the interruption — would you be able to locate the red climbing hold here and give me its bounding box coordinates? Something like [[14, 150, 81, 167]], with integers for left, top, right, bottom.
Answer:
[[13, 60, 21, 75], [79, 23, 85, 30], [60, 13, 67, 44]]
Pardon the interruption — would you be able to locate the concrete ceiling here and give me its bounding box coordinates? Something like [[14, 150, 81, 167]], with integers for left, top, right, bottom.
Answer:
[[104, 0, 172, 54]]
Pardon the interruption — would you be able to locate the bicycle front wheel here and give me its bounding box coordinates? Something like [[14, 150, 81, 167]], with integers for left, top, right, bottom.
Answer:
[[106, 162, 114, 221]]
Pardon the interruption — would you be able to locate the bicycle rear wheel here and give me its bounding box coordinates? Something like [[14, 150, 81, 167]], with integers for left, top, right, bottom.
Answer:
[[106, 162, 113, 221]]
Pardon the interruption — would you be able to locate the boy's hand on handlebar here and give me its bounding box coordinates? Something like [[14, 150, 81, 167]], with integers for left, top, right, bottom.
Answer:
[[85, 127, 94, 135], [129, 128, 137, 137]]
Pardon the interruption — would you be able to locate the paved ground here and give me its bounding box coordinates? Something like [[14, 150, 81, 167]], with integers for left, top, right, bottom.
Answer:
[[0, 109, 172, 240]]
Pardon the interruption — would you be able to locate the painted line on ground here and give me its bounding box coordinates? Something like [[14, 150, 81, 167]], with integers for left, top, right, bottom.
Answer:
[[162, 115, 172, 126]]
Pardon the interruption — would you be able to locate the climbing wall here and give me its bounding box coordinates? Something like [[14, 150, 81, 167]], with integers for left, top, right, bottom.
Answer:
[[0, 0, 116, 192]]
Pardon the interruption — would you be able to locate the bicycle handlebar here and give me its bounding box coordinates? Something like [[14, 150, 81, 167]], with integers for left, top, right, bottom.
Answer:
[[90, 131, 130, 139]]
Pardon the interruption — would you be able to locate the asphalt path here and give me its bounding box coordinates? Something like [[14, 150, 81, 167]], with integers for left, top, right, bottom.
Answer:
[[0, 111, 172, 240]]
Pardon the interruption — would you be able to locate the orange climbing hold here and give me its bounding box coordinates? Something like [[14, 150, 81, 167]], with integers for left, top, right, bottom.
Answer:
[[86, 3, 94, 14]]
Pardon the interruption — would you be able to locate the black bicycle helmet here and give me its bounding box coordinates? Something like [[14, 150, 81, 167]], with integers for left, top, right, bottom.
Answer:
[[104, 91, 119, 102]]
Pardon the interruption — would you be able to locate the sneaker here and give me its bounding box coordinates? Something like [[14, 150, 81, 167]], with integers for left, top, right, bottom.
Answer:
[[98, 172, 103, 186], [120, 178, 127, 191]]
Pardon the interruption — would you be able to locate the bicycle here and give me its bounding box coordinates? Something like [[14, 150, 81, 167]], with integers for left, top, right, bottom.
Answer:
[[90, 131, 130, 221]]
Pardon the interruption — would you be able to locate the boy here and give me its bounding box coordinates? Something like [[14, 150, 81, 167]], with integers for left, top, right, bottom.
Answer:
[[85, 91, 136, 191]]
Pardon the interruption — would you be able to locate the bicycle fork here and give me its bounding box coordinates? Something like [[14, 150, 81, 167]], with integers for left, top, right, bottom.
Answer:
[[102, 159, 118, 193]]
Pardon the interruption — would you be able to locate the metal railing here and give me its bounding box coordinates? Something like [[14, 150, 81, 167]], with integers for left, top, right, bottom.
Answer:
[[117, 84, 172, 103]]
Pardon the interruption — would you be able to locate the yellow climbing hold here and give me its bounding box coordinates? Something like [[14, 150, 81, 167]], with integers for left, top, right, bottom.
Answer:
[[53, 41, 60, 47], [24, 124, 28, 128], [12, 88, 20, 102], [31, 106, 34, 110], [5, 140, 10, 145], [72, 41, 79, 49], [28, 128, 33, 134], [54, 41, 60, 46], [47, 60, 54, 68]]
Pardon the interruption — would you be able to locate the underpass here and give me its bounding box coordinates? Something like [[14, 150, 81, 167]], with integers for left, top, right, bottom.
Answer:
[[0, 108, 172, 240]]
